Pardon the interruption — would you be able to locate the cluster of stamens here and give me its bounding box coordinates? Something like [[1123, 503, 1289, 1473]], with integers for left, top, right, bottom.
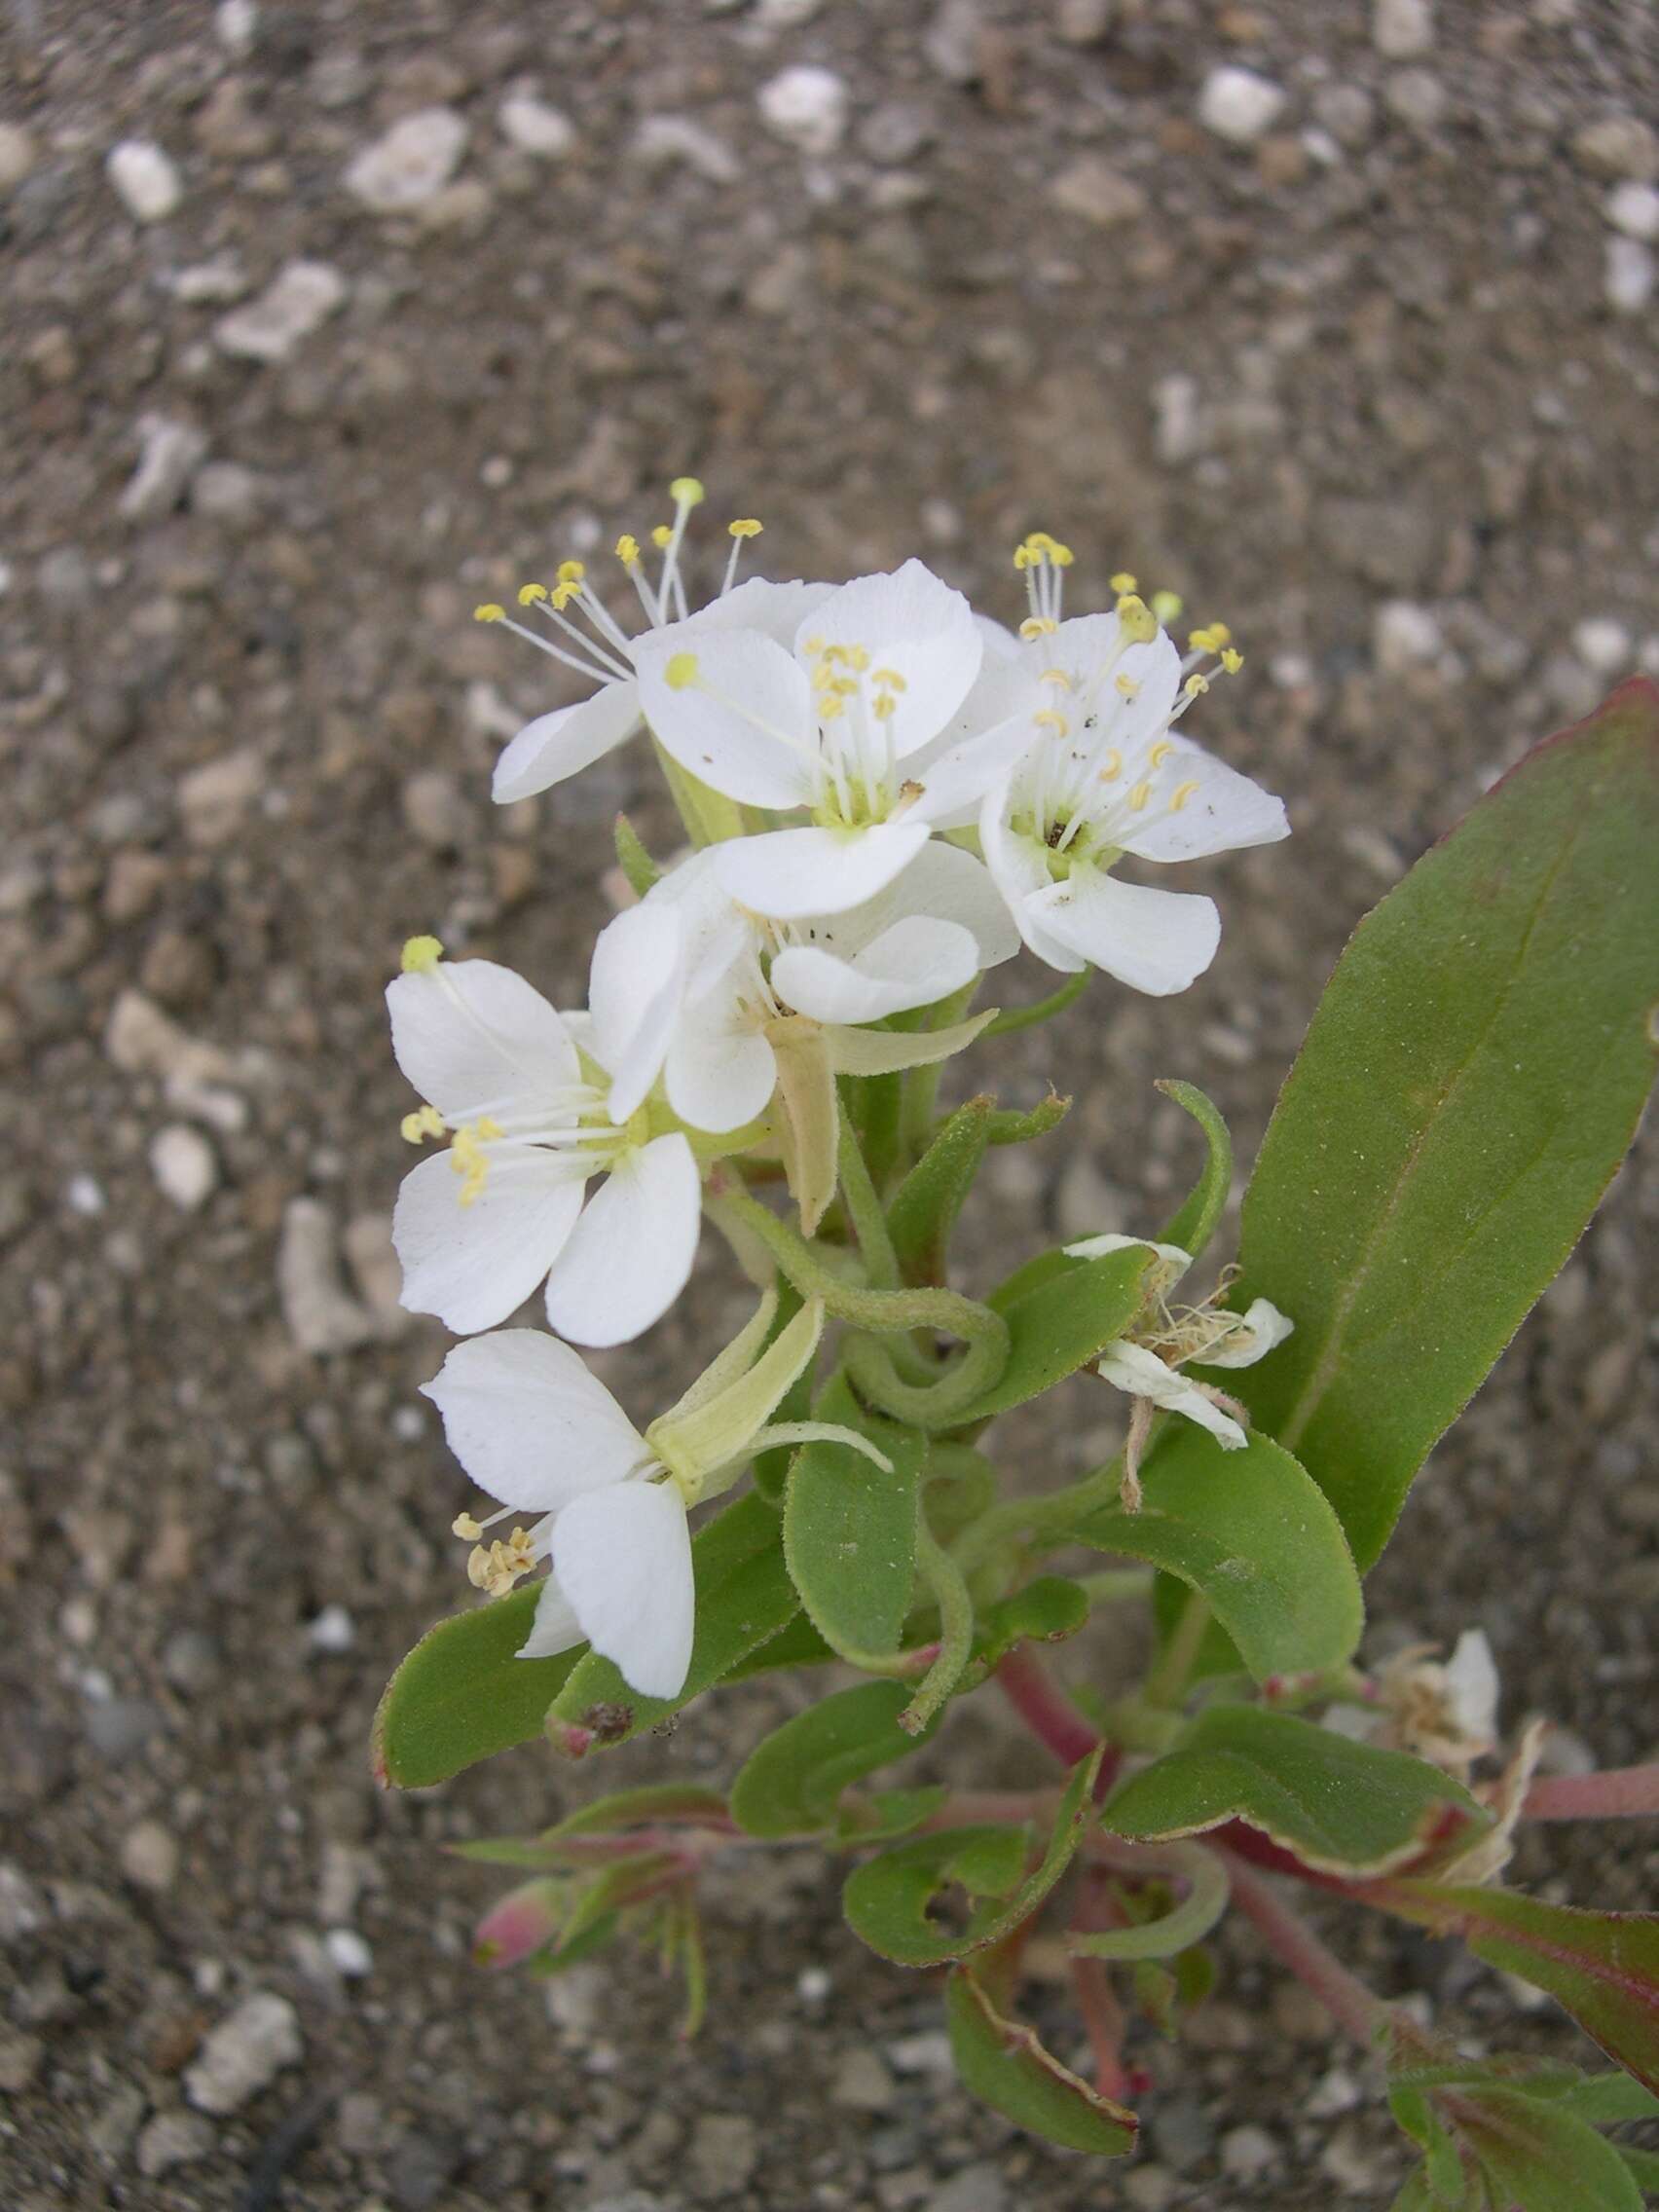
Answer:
[[453, 1510, 541, 1598], [1135, 1264, 1249, 1368]]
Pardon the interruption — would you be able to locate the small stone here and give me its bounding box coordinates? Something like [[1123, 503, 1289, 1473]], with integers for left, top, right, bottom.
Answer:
[[178, 748, 262, 845], [167, 255, 250, 304], [343, 1211, 408, 1336], [757, 65, 848, 155], [1153, 370, 1204, 464], [120, 1819, 180, 1892], [150, 1124, 219, 1211], [400, 769, 469, 849], [89, 2083, 147, 2167], [0, 123, 38, 193], [120, 415, 208, 523], [384, 2128, 463, 2211], [885, 2027, 953, 2076], [830, 2046, 896, 2112], [192, 461, 264, 527], [1373, 0, 1433, 57], [1150, 2090, 1214, 2169], [1314, 83, 1376, 148], [215, 0, 258, 54], [860, 102, 934, 166], [214, 260, 347, 362], [0, 1862, 47, 1940], [324, 1926, 372, 1976], [1605, 237, 1654, 314], [346, 107, 467, 211], [1374, 599, 1443, 673], [1606, 180, 1659, 240], [498, 93, 575, 160], [923, 0, 985, 85], [0, 2026, 44, 2092], [278, 1198, 378, 1355], [1383, 68, 1447, 129], [1198, 66, 1286, 146], [1055, 0, 1116, 43], [1307, 2062, 1363, 2116], [1572, 115, 1658, 183], [164, 1628, 222, 1692], [1048, 155, 1147, 229], [107, 139, 183, 222], [308, 1604, 356, 1654], [185, 1992, 303, 2115], [1124, 2169, 1179, 2212], [756, 0, 824, 21], [137, 2110, 217, 2179], [1221, 2123, 1279, 2177], [634, 114, 741, 183], [85, 1696, 164, 1763], [928, 2165, 1007, 2212], [689, 2113, 758, 2197], [1573, 615, 1632, 675]]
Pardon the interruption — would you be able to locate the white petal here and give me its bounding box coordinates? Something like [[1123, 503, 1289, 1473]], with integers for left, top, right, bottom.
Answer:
[[865, 839, 1023, 969], [420, 1330, 648, 1510], [394, 1146, 586, 1334], [552, 1479, 695, 1699], [586, 903, 686, 1123], [796, 559, 981, 758], [543, 1132, 701, 1346], [772, 915, 978, 1024], [974, 612, 1024, 663], [492, 680, 643, 804], [715, 821, 931, 920], [1444, 1630, 1500, 1745], [907, 706, 1046, 831], [1095, 1340, 1247, 1448], [516, 1574, 587, 1661], [1063, 1233, 1193, 1273], [687, 575, 835, 645], [387, 960, 579, 1123], [1026, 867, 1221, 996], [979, 778, 1087, 974], [1118, 741, 1290, 864], [1200, 1297, 1295, 1369], [635, 629, 816, 810], [665, 970, 777, 1133]]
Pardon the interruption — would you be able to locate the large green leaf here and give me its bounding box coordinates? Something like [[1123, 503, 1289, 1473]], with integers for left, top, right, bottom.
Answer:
[[1155, 1079, 1233, 1258], [1457, 2088, 1644, 2212], [962, 1245, 1154, 1422], [1059, 1426, 1363, 1682], [1102, 1706, 1483, 1875], [946, 1962, 1136, 2157], [1231, 681, 1659, 1567], [783, 1380, 922, 1663], [546, 1493, 796, 1751], [730, 1680, 937, 1839], [372, 1587, 582, 1789]]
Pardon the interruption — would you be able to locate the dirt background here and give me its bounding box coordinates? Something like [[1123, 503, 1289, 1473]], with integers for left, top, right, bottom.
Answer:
[[3, 1, 1657, 2206]]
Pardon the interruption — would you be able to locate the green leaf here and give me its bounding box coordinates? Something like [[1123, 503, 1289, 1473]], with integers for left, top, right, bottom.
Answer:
[[784, 1379, 922, 1663], [964, 1245, 1155, 1422], [1540, 2073, 1659, 2125], [451, 1784, 732, 1869], [1617, 2145, 1659, 2190], [723, 1611, 837, 1680], [1059, 1426, 1364, 1683], [547, 1493, 796, 1751], [1388, 1886, 1659, 2093], [835, 1786, 950, 1844], [1388, 2167, 1454, 2212], [730, 1681, 939, 1840], [1102, 1706, 1484, 1875], [946, 1964, 1136, 2157], [888, 1095, 993, 1283], [1155, 1080, 1233, 1258], [1069, 1843, 1231, 1963], [972, 1576, 1091, 1670], [844, 1750, 1101, 1967], [1231, 680, 1659, 1568], [1133, 1945, 1215, 2038], [372, 1586, 583, 1789], [1458, 2087, 1644, 2212]]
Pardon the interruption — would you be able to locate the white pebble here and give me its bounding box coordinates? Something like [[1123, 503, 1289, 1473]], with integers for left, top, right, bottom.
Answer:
[[1198, 66, 1287, 147], [1373, 598, 1443, 673], [308, 1603, 356, 1653], [796, 1966, 831, 2004], [214, 261, 348, 363], [184, 1994, 303, 2116], [106, 140, 182, 223], [634, 114, 742, 184], [345, 108, 467, 212], [120, 1819, 181, 1892], [1606, 181, 1659, 242], [757, 0, 825, 20], [0, 122, 38, 193], [215, 0, 258, 53], [150, 1124, 219, 1211], [757, 65, 848, 156], [1572, 616, 1632, 676], [323, 1927, 373, 1977], [498, 94, 575, 161], [66, 1173, 106, 1217], [1373, 0, 1434, 58], [1605, 237, 1654, 314]]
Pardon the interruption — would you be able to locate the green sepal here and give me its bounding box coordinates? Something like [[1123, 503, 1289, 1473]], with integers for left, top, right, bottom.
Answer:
[[612, 811, 661, 897], [1153, 1079, 1233, 1259], [982, 1090, 1069, 1146], [887, 1094, 993, 1283]]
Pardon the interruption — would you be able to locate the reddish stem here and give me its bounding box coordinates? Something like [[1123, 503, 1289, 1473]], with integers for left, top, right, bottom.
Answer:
[[1070, 1865, 1136, 2102], [1524, 1763, 1659, 1823], [995, 1645, 1106, 1769], [1216, 1849, 1393, 2051]]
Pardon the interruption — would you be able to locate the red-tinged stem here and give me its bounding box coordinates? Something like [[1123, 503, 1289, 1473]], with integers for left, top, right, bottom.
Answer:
[[996, 1645, 1106, 1769], [1524, 1764, 1659, 1823], [1070, 1866, 1136, 2102], [922, 1788, 1059, 1829], [1216, 1849, 1393, 2051]]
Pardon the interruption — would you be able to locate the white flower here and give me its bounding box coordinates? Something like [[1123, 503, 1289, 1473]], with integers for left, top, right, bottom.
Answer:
[[387, 938, 699, 1346], [592, 842, 1015, 1226], [634, 558, 1020, 919], [1324, 1630, 1502, 1782], [1062, 1232, 1292, 1504], [972, 551, 1288, 993], [423, 1292, 883, 1699], [476, 480, 830, 804]]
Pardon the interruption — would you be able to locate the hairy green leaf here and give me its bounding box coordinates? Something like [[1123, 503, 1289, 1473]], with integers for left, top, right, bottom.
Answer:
[[946, 1964, 1136, 2157], [972, 1576, 1091, 1670], [1458, 2087, 1644, 2212], [1231, 680, 1659, 1567], [784, 1379, 922, 1663], [1155, 1079, 1234, 1259], [963, 1245, 1154, 1422], [888, 1094, 993, 1283], [372, 1587, 582, 1790], [730, 1681, 939, 1839]]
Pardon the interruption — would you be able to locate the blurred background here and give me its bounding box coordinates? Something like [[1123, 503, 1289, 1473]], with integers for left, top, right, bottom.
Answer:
[[3, 2, 1655, 2206]]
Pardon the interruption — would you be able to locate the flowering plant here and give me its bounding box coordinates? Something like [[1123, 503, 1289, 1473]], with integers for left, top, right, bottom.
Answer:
[[374, 484, 1659, 2202]]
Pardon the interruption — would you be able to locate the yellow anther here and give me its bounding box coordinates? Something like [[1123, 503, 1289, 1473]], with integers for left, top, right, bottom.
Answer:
[[1098, 750, 1122, 781], [1110, 571, 1138, 596], [473, 603, 504, 623], [452, 1512, 483, 1541], [551, 582, 580, 611], [669, 475, 706, 507], [1185, 672, 1210, 697], [1169, 779, 1201, 813], [1147, 738, 1173, 768], [821, 643, 848, 665], [1013, 544, 1037, 571], [871, 693, 897, 720], [802, 635, 824, 655], [1018, 614, 1059, 640], [1189, 627, 1218, 653], [650, 524, 673, 550], [665, 651, 700, 690], [828, 676, 859, 697], [818, 692, 846, 720], [727, 517, 762, 538], [1128, 780, 1153, 811], [1208, 622, 1233, 646], [1038, 667, 1073, 688], [475, 1116, 505, 1141], [873, 667, 907, 691], [401, 935, 444, 975], [1033, 708, 1069, 733], [615, 534, 641, 567], [1116, 594, 1158, 645], [556, 559, 586, 584], [847, 645, 871, 673], [1152, 589, 1184, 623], [1047, 540, 1075, 567], [517, 582, 548, 607], [1220, 646, 1243, 675], [1114, 672, 1141, 698], [401, 1103, 445, 1145]]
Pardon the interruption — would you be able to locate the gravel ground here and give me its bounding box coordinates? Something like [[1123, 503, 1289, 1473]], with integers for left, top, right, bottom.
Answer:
[[3, 2, 1657, 2206]]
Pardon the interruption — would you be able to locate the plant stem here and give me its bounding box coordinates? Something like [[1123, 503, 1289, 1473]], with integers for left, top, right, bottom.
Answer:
[[835, 1105, 900, 1289], [950, 1453, 1124, 1579], [1523, 1763, 1659, 1822], [900, 981, 978, 1159], [901, 1526, 976, 1736], [995, 1645, 1103, 1769], [1216, 1850, 1392, 2050], [1143, 1590, 1211, 1710], [982, 970, 1090, 1038], [1077, 1568, 1155, 1607]]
